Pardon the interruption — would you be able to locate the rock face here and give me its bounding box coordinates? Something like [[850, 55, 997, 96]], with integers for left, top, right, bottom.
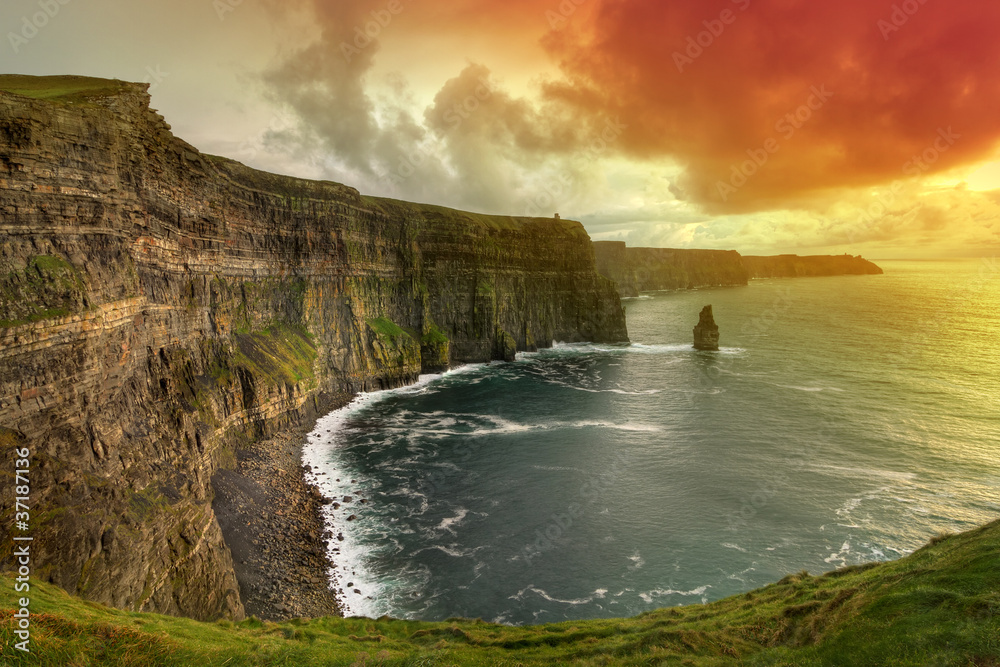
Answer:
[[693, 306, 720, 351], [741, 254, 884, 279], [0, 76, 627, 621], [593, 242, 882, 297], [594, 242, 748, 297]]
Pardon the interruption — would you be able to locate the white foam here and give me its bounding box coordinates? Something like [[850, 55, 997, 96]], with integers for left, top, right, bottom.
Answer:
[[508, 585, 606, 606], [436, 509, 469, 534], [638, 585, 711, 604], [302, 376, 462, 618]]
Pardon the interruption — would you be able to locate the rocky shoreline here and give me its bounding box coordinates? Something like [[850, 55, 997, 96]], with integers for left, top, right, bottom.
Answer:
[[212, 396, 355, 621]]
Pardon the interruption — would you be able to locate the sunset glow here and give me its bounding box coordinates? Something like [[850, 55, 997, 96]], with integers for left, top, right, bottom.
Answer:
[[4, 0, 1000, 256]]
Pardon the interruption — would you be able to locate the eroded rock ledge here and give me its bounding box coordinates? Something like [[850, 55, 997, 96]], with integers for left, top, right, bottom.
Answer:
[[0, 76, 627, 621]]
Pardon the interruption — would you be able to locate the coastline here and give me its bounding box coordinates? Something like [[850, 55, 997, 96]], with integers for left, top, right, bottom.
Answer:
[[301, 371, 462, 618], [212, 365, 502, 621], [211, 393, 355, 621]]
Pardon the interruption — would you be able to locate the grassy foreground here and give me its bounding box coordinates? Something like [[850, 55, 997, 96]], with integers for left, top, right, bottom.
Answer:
[[1, 520, 998, 666]]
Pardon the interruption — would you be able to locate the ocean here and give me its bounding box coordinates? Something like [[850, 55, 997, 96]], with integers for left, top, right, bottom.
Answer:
[[302, 259, 1000, 626]]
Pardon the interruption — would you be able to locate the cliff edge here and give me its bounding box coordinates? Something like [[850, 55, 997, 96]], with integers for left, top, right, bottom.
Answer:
[[0, 75, 627, 620], [594, 241, 883, 297]]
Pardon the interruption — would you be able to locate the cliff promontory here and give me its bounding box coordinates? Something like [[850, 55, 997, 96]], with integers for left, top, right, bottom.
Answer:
[[741, 254, 884, 279], [594, 242, 749, 297], [593, 241, 882, 296], [0, 75, 627, 621]]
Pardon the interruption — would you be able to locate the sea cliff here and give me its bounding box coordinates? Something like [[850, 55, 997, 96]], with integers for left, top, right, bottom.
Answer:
[[742, 254, 884, 279], [0, 75, 627, 621], [594, 241, 882, 296]]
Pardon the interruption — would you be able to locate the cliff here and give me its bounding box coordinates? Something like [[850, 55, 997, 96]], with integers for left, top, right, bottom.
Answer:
[[593, 241, 882, 297], [0, 75, 627, 621], [593, 242, 748, 297], [742, 254, 884, 279]]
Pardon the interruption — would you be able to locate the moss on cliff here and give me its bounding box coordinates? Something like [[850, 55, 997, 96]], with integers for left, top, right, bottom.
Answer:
[[233, 325, 318, 388], [366, 318, 421, 375], [0, 255, 87, 327], [420, 323, 451, 373], [367, 317, 408, 340]]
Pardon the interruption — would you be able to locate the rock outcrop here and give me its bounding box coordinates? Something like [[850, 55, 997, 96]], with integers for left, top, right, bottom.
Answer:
[[741, 254, 884, 279], [594, 242, 748, 297], [594, 242, 883, 297], [0, 76, 627, 621], [693, 306, 720, 351]]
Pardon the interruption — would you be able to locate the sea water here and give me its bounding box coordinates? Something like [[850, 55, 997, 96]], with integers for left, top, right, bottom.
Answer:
[[302, 259, 1000, 625]]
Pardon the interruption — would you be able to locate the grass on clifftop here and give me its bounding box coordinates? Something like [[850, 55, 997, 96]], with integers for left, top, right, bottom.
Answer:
[[0, 74, 132, 103], [1, 520, 998, 665]]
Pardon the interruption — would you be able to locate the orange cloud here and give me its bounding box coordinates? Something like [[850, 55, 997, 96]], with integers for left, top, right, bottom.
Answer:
[[541, 0, 1000, 212]]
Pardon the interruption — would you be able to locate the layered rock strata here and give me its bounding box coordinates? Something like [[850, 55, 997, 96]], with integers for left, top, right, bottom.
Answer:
[[0, 76, 627, 621]]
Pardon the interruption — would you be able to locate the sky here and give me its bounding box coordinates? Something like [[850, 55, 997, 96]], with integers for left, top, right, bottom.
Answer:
[[3, 0, 1000, 257]]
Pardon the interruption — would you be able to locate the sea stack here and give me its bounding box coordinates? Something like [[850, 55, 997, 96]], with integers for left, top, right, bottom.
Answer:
[[693, 305, 720, 351]]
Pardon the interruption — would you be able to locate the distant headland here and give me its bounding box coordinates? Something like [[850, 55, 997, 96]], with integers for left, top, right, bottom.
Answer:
[[594, 241, 883, 297]]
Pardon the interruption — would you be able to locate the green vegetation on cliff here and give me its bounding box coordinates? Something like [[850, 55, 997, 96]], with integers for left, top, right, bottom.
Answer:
[[0, 74, 132, 104], [368, 317, 410, 341], [2, 520, 997, 665], [0, 255, 87, 327], [232, 325, 318, 388]]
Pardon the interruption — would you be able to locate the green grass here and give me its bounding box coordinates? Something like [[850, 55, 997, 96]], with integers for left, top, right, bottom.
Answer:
[[362, 196, 589, 235], [0, 255, 86, 328], [1, 520, 998, 665], [367, 317, 410, 341], [421, 324, 449, 346], [0, 74, 132, 104], [232, 324, 318, 388]]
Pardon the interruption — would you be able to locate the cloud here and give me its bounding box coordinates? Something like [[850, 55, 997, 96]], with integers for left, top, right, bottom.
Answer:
[[258, 0, 615, 213], [256, 0, 1000, 254], [542, 0, 1000, 213]]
